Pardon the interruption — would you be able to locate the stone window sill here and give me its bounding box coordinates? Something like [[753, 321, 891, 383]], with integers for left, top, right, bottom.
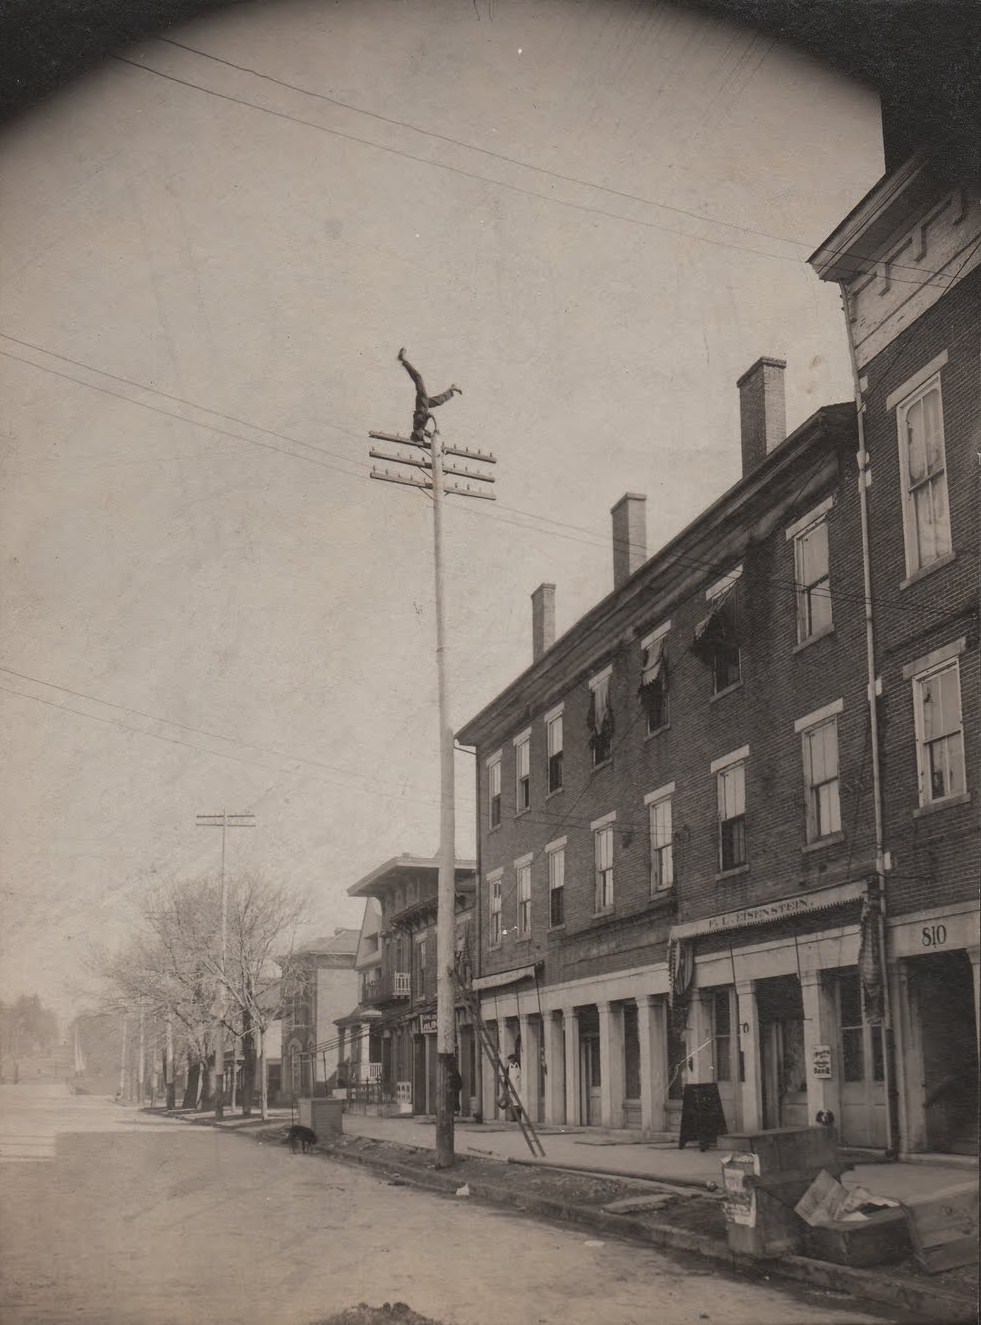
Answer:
[[913, 791, 971, 819], [711, 680, 743, 704], [716, 863, 750, 882], [794, 625, 835, 654], [900, 550, 956, 590], [802, 831, 846, 854]]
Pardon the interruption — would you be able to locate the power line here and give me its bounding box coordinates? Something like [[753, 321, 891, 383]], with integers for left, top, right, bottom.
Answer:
[[114, 53, 965, 290], [3, 329, 967, 630], [110, 53, 960, 291], [0, 679, 444, 810], [0, 662, 441, 806]]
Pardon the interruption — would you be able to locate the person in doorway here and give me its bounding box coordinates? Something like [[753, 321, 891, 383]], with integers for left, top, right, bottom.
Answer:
[[504, 1052, 522, 1120], [397, 347, 462, 443]]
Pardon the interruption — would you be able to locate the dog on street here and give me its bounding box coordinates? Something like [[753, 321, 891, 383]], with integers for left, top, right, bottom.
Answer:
[[287, 1124, 317, 1154]]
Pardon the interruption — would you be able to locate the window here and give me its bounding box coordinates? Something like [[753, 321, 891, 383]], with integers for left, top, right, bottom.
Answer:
[[645, 784, 674, 893], [712, 990, 732, 1082], [640, 623, 670, 733], [713, 748, 748, 872], [587, 667, 613, 766], [788, 501, 833, 643], [592, 814, 615, 912], [487, 752, 502, 828], [514, 730, 531, 813], [694, 568, 741, 694], [488, 871, 503, 946], [839, 970, 884, 1083], [546, 838, 566, 927], [913, 659, 965, 804], [797, 704, 842, 841], [516, 856, 532, 937], [546, 706, 564, 794], [897, 375, 952, 576]]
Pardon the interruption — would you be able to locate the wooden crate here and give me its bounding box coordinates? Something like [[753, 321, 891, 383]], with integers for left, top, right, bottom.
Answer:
[[803, 1208, 911, 1267], [903, 1180, 979, 1274]]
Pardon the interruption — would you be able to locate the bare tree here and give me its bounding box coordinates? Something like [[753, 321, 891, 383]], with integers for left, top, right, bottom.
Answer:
[[96, 873, 308, 1120]]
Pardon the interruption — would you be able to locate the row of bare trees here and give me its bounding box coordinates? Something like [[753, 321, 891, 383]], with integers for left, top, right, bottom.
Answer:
[[97, 873, 308, 1120]]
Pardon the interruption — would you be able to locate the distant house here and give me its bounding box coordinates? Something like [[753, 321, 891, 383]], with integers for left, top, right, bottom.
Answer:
[[278, 929, 360, 1099], [341, 855, 478, 1117]]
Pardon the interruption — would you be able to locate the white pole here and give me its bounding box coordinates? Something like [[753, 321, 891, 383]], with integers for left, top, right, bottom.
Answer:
[[431, 428, 456, 1168]]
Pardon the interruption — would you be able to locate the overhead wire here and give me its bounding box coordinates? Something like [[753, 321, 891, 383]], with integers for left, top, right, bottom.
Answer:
[[108, 52, 963, 290]]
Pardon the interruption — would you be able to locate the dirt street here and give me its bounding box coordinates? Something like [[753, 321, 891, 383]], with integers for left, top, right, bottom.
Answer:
[[0, 1092, 910, 1325]]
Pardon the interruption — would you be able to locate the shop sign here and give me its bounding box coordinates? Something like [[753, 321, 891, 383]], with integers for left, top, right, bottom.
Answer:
[[670, 879, 865, 941], [419, 1013, 438, 1034], [721, 1152, 759, 1227], [811, 1044, 833, 1079]]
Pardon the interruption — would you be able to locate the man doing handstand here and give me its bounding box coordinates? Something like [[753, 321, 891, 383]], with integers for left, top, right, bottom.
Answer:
[[398, 347, 462, 442]]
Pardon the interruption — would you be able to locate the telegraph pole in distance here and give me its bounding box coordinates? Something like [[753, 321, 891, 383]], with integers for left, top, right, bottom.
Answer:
[[196, 810, 256, 1119], [370, 360, 496, 1168]]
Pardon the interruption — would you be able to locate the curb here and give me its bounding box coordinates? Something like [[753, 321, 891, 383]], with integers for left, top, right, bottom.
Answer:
[[321, 1142, 976, 1324], [159, 1113, 976, 1324]]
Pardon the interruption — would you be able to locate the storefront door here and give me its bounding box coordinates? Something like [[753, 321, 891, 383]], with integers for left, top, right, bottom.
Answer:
[[578, 1007, 601, 1125], [757, 976, 808, 1129], [912, 951, 979, 1154]]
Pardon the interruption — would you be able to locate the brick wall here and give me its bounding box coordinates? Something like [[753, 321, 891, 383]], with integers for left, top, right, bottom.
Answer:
[[471, 414, 891, 992], [861, 265, 980, 917]]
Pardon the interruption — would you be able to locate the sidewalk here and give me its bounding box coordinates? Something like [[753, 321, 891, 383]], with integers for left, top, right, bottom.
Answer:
[[340, 1110, 975, 1204]]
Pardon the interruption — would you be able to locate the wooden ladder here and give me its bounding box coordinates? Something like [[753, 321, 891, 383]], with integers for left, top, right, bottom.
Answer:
[[453, 968, 545, 1158]]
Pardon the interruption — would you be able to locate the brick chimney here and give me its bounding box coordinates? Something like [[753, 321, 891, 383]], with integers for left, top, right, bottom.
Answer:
[[738, 357, 786, 475], [531, 583, 556, 661], [611, 493, 647, 588]]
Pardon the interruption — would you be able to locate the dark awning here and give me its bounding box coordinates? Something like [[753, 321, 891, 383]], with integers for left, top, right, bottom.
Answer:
[[641, 636, 667, 688], [693, 580, 739, 654]]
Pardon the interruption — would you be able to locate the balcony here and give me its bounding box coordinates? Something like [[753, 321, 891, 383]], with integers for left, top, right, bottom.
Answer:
[[362, 971, 411, 1007]]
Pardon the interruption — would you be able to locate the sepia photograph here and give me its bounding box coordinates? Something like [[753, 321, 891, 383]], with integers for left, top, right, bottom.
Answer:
[[0, 1, 978, 1322]]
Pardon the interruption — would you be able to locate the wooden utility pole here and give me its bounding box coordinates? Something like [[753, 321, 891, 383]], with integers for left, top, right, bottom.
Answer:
[[370, 356, 495, 1167], [195, 811, 256, 1119]]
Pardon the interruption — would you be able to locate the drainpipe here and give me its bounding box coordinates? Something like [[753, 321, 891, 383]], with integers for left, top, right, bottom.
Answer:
[[840, 285, 900, 1159]]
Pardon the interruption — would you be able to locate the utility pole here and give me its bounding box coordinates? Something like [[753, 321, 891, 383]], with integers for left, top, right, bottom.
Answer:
[[370, 355, 495, 1168], [196, 811, 256, 1119]]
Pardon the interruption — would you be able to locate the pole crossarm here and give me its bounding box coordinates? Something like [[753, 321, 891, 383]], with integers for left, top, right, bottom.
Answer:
[[369, 448, 496, 483]]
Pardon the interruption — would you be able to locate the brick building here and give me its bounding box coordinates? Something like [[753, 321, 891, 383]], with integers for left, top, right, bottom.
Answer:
[[810, 147, 980, 1154], [344, 855, 478, 1117], [457, 366, 889, 1141]]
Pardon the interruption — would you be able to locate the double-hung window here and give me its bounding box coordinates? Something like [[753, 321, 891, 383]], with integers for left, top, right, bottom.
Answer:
[[892, 362, 952, 576], [488, 870, 503, 946], [546, 837, 566, 927], [588, 666, 613, 766], [713, 746, 748, 872], [515, 855, 533, 937], [645, 783, 674, 893], [545, 705, 564, 794], [487, 751, 502, 828], [592, 812, 615, 913], [795, 701, 843, 842], [907, 646, 966, 806], [787, 499, 833, 643], [640, 622, 670, 733], [514, 729, 531, 814]]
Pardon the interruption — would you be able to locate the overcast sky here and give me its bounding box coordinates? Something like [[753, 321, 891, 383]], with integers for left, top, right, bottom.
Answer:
[[0, 0, 882, 1025]]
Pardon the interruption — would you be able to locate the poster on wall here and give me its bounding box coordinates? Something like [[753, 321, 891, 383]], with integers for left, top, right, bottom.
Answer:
[[721, 1152, 760, 1227], [812, 1044, 833, 1079]]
